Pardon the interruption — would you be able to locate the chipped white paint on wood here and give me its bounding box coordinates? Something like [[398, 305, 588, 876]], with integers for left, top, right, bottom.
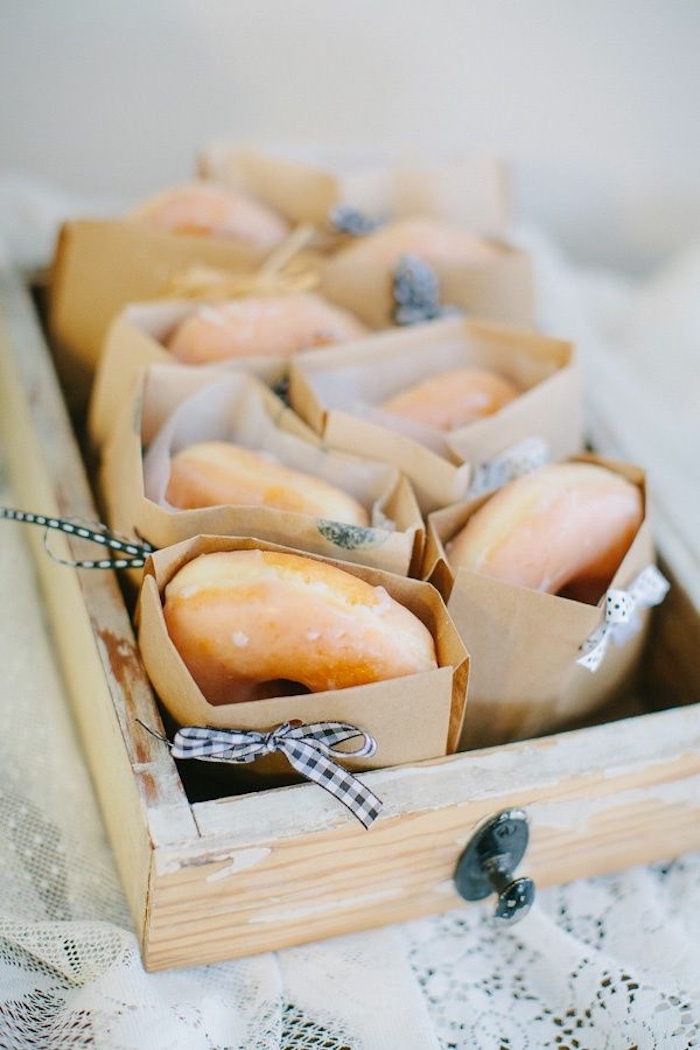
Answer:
[[189, 705, 700, 844], [205, 849, 273, 882]]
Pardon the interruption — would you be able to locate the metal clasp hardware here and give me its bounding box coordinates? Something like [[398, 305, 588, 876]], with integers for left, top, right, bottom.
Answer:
[[454, 808, 535, 926]]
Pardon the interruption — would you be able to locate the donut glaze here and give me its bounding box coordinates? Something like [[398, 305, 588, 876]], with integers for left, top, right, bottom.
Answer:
[[127, 181, 289, 247], [166, 441, 369, 525], [165, 292, 368, 364], [163, 549, 438, 704], [331, 217, 500, 270], [448, 462, 644, 604], [381, 366, 520, 430]]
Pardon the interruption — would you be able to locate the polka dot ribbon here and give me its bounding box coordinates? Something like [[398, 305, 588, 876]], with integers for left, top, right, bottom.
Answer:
[[467, 436, 551, 499], [0, 508, 155, 569], [143, 720, 383, 829], [576, 565, 671, 673]]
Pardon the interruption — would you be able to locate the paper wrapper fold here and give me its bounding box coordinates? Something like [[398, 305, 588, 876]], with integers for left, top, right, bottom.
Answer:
[[425, 456, 661, 748], [198, 143, 510, 238], [289, 315, 582, 513], [100, 368, 425, 578], [49, 219, 274, 412], [88, 300, 293, 452], [136, 535, 469, 778], [319, 232, 534, 330]]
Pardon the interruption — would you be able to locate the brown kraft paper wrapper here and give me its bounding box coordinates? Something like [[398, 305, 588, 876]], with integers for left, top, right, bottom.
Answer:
[[198, 143, 510, 239], [136, 535, 469, 780], [425, 455, 660, 749], [288, 315, 582, 513], [88, 300, 292, 453], [100, 367, 425, 579], [317, 219, 534, 329], [48, 219, 273, 413]]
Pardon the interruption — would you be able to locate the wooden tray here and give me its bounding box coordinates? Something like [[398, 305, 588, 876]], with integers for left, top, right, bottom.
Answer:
[[1, 266, 699, 972]]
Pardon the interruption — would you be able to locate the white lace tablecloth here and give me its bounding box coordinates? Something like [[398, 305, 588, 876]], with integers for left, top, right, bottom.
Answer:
[[1, 184, 700, 1048]]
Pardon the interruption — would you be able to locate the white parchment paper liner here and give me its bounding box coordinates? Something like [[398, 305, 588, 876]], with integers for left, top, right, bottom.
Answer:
[[100, 367, 424, 577]]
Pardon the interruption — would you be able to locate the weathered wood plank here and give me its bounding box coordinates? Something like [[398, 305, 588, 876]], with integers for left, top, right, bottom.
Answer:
[[0, 269, 197, 949], [144, 708, 700, 968]]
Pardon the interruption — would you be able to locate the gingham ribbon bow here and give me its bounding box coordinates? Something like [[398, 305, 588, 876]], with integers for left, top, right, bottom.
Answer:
[[171, 721, 383, 828], [576, 565, 670, 673], [467, 436, 551, 499]]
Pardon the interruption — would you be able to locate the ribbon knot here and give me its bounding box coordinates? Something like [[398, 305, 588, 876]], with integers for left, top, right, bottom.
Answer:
[[169, 721, 382, 828], [577, 564, 670, 673]]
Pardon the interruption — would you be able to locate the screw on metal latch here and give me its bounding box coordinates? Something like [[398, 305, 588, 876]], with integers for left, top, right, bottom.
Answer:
[[454, 808, 535, 926]]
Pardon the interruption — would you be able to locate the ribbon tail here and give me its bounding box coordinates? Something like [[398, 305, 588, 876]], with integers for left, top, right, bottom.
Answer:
[[170, 726, 264, 764], [578, 564, 671, 673], [0, 507, 155, 569], [280, 740, 382, 829], [576, 626, 610, 672]]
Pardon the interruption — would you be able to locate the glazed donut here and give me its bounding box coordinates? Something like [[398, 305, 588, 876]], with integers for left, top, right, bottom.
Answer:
[[381, 366, 520, 430], [163, 549, 438, 705], [127, 181, 290, 248], [325, 216, 500, 272], [165, 441, 369, 525], [165, 292, 368, 364], [448, 462, 644, 604]]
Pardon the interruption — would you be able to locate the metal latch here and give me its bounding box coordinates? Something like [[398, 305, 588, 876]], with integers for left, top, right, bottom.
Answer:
[[454, 808, 535, 925]]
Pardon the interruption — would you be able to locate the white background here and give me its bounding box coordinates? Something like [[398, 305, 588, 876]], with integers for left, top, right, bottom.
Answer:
[[1, 0, 699, 272]]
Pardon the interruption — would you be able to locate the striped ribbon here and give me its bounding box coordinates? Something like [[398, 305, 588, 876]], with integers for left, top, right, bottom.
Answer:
[[0, 508, 154, 569]]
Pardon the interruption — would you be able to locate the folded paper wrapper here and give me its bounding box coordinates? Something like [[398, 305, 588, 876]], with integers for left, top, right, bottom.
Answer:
[[99, 366, 425, 579], [51, 149, 529, 416], [424, 454, 660, 748], [87, 299, 294, 452], [48, 219, 275, 413], [319, 234, 534, 331], [198, 148, 535, 325], [135, 534, 470, 778], [289, 314, 583, 513], [198, 144, 511, 237]]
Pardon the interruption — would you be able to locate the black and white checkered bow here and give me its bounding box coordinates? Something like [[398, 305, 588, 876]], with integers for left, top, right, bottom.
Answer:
[[170, 721, 383, 829], [0, 508, 155, 569]]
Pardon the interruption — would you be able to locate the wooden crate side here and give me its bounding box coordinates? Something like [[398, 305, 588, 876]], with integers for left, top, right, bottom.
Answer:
[[4, 266, 700, 973], [142, 704, 700, 970], [0, 269, 199, 950]]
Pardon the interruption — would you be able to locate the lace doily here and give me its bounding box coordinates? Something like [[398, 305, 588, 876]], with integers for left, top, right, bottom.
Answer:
[[403, 858, 700, 1049]]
